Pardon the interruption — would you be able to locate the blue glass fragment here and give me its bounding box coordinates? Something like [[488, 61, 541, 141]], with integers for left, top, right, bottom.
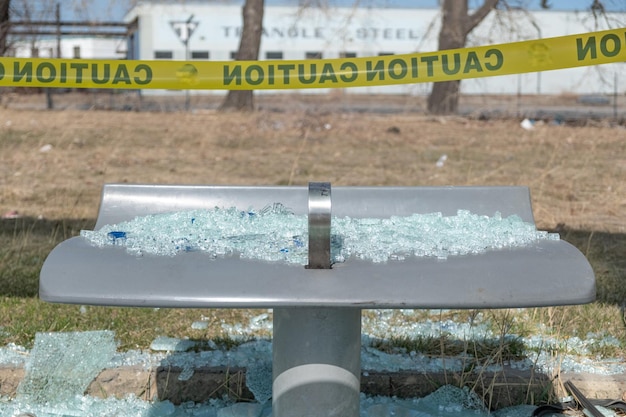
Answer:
[[107, 231, 126, 242]]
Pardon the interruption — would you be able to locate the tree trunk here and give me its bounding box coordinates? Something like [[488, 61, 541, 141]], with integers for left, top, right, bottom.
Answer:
[[0, 0, 10, 55], [219, 0, 264, 112], [427, 0, 499, 115]]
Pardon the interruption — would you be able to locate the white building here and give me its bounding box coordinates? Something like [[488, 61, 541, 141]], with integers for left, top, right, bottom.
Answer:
[[9, 37, 126, 60], [122, 2, 623, 95]]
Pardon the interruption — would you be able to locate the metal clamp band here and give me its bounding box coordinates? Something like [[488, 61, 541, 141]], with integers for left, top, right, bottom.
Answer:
[[306, 182, 331, 269]]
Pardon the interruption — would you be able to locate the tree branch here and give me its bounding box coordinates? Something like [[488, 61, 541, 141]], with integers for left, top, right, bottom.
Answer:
[[465, 0, 499, 33]]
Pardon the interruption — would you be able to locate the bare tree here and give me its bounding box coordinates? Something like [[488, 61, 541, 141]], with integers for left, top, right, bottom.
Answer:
[[427, 0, 615, 115], [427, 0, 499, 115], [0, 0, 10, 55], [219, 0, 264, 112]]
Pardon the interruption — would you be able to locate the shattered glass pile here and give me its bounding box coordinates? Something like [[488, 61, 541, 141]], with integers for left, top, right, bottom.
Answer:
[[0, 385, 535, 417], [1, 321, 623, 417], [0, 330, 535, 417], [81, 205, 558, 263]]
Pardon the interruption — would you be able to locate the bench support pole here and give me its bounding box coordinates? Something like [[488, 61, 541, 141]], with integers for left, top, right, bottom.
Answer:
[[272, 307, 361, 417]]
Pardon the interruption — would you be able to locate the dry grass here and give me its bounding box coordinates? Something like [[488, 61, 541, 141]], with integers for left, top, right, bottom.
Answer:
[[1, 100, 624, 232]]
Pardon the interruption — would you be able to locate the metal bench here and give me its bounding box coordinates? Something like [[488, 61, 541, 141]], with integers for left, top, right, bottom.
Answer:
[[40, 183, 595, 417]]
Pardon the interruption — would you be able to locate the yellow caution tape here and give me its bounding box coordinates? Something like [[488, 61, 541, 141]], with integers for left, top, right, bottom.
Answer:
[[0, 28, 624, 90]]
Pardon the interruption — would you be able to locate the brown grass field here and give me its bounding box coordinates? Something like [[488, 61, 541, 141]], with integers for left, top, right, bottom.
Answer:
[[0, 93, 624, 355], [2, 94, 624, 231]]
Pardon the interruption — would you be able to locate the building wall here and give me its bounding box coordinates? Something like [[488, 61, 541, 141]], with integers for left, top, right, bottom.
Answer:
[[127, 4, 624, 95], [10, 37, 126, 60], [126, 4, 439, 61]]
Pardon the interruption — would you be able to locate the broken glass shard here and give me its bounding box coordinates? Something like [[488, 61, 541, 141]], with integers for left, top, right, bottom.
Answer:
[[16, 330, 116, 404]]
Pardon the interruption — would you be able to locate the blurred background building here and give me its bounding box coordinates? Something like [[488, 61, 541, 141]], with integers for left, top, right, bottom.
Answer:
[[5, 1, 625, 96]]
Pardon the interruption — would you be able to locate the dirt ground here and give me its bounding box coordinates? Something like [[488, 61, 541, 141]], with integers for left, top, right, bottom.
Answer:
[[2, 90, 625, 120]]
